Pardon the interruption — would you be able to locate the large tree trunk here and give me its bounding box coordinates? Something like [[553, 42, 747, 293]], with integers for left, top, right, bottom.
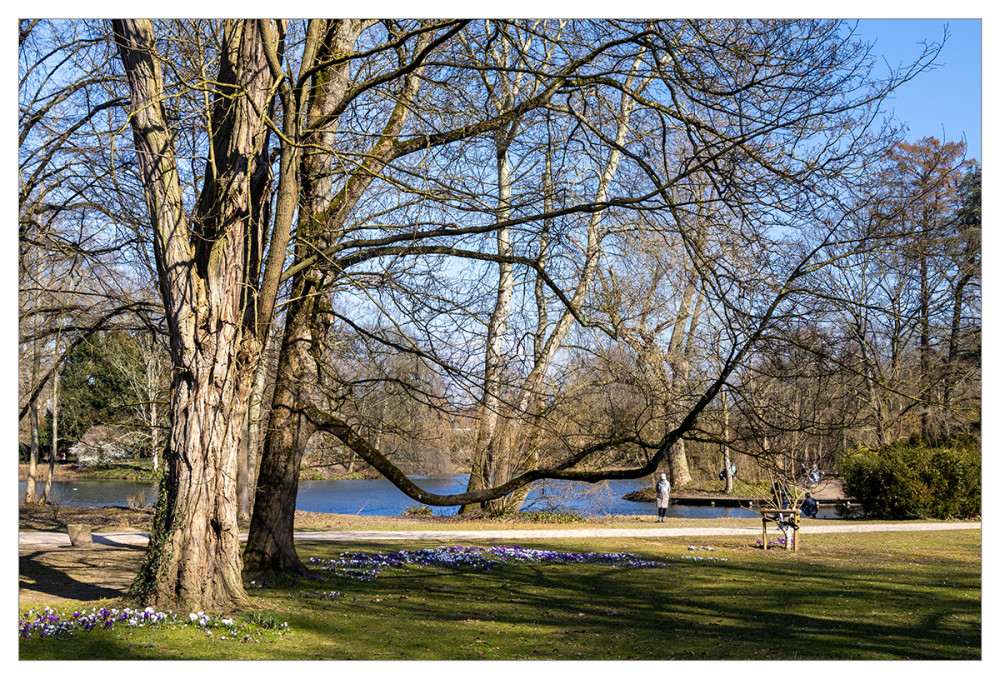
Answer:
[[245, 19, 444, 572], [243, 302, 319, 577], [115, 18, 275, 611], [132, 349, 257, 610], [242, 323, 279, 515], [243, 19, 367, 575], [667, 435, 693, 488]]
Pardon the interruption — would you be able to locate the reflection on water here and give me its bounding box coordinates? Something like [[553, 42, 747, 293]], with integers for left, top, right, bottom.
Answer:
[[18, 479, 157, 509], [18, 477, 839, 519]]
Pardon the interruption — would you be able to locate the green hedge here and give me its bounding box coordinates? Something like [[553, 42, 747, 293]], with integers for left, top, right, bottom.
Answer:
[[839, 438, 981, 519]]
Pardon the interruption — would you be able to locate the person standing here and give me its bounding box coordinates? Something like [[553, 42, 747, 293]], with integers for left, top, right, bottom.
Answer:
[[655, 473, 671, 522]]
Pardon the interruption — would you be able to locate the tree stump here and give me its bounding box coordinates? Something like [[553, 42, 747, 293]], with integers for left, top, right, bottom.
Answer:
[[66, 524, 92, 547]]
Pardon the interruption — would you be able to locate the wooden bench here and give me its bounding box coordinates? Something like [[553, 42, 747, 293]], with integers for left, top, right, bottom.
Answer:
[[760, 509, 800, 551]]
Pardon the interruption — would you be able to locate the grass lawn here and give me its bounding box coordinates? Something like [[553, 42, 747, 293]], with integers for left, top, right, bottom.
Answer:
[[19, 528, 980, 660]]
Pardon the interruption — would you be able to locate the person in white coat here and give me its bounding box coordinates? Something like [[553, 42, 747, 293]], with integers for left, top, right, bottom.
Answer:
[[655, 473, 671, 522]]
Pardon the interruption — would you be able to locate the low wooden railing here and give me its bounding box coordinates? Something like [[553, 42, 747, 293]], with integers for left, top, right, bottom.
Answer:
[[760, 508, 799, 551]]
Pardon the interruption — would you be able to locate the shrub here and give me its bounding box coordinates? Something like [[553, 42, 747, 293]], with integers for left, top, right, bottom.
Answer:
[[839, 438, 980, 519], [923, 446, 982, 518], [489, 511, 584, 524], [298, 467, 326, 481], [401, 505, 433, 516]]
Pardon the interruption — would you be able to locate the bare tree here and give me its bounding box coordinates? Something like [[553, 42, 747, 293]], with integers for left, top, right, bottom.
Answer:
[[244, 19, 469, 576], [885, 138, 971, 439], [463, 33, 655, 513], [291, 20, 936, 508], [243, 19, 669, 573], [20, 20, 163, 506], [807, 138, 977, 447], [113, 19, 283, 609]]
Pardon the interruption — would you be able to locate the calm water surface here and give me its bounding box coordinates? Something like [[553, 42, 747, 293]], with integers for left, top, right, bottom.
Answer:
[[18, 477, 839, 519]]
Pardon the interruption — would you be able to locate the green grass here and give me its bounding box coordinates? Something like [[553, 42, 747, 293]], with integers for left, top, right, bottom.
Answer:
[[76, 460, 162, 480], [19, 529, 980, 660], [682, 477, 786, 497], [327, 471, 369, 480]]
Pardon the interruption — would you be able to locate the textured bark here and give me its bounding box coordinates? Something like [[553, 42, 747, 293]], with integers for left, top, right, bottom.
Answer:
[[115, 18, 275, 611], [133, 352, 257, 610], [243, 20, 365, 577], [667, 435, 693, 488], [245, 21, 460, 575], [242, 305, 317, 577]]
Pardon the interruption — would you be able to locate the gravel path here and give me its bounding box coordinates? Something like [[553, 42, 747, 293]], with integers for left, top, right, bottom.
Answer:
[[19, 521, 980, 549]]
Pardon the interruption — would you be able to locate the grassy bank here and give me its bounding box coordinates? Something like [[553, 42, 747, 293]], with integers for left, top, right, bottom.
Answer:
[[19, 528, 980, 660]]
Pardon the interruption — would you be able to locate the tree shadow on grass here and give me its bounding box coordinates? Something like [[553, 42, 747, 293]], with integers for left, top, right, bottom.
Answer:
[[20, 635, 125, 660], [287, 539, 980, 660], [460, 553, 982, 659], [19, 547, 141, 603]]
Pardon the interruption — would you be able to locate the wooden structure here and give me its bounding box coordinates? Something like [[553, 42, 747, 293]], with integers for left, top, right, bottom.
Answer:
[[760, 508, 800, 551]]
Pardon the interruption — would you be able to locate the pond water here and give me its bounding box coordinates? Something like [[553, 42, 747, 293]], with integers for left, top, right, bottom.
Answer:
[[18, 477, 840, 519]]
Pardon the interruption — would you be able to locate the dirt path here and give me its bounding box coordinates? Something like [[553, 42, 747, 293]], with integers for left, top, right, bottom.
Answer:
[[19, 520, 980, 549]]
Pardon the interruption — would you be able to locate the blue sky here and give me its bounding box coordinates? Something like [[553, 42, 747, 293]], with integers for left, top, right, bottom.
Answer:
[[856, 19, 982, 163]]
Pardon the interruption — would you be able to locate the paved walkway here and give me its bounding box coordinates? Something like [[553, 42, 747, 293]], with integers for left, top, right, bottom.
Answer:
[[18, 522, 980, 549]]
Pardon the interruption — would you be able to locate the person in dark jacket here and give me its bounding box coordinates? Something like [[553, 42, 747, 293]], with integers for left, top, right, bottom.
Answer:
[[655, 473, 671, 522], [801, 492, 819, 518]]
